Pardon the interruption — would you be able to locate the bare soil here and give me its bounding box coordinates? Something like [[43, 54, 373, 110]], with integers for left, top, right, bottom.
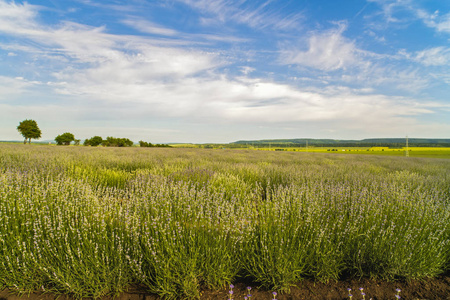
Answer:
[[1, 276, 449, 300]]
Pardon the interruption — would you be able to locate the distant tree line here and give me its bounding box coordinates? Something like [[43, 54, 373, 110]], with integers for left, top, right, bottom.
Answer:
[[84, 136, 133, 147], [234, 138, 450, 148], [139, 141, 171, 148]]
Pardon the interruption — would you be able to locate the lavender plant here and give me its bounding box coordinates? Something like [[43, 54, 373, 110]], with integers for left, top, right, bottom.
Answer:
[[0, 144, 449, 299]]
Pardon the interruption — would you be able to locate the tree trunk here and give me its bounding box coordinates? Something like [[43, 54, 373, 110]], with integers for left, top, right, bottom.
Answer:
[[24, 138, 26, 144], [28, 138, 31, 144]]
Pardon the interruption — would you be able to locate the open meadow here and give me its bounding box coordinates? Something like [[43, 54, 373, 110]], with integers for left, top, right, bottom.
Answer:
[[0, 144, 449, 299]]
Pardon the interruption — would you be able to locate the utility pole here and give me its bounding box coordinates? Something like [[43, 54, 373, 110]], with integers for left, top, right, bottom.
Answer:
[[405, 135, 409, 157]]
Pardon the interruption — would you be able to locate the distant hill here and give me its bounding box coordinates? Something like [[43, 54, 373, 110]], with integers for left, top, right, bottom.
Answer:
[[233, 138, 450, 147], [0, 140, 54, 144]]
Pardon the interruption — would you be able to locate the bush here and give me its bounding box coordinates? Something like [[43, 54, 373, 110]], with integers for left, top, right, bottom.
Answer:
[[84, 136, 103, 146], [102, 137, 133, 147], [55, 132, 75, 145], [139, 140, 171, 148]]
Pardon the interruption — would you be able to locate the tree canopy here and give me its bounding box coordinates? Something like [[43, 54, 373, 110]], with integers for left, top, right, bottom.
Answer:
[[17, 119, 42, 144], [139, 140, 171, 148], [84, 136, 103, 146], [103, 137, 133, 147], [55, 132, 75, 145]]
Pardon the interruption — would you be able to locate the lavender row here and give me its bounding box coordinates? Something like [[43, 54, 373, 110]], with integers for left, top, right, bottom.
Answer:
[[0, 145, 449, 298]]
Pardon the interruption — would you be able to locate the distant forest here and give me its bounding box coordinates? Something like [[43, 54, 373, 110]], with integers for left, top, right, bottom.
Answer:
[[232, 138, 450, 148]]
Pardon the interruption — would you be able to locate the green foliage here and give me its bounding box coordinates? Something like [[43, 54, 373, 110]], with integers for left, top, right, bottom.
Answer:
[[55, 132, 75, 145], [102, 137, 133, 147], [84, 136, 103, 146], [139, 140, 171, 148], [139, 140, 153, 147], [16, 119, 42, 144], [0, 145, 449, 298]]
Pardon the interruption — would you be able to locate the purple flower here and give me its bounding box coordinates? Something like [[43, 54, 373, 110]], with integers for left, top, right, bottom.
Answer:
[[247, 286, 252, 291], [229, 290, 233, 295], [395, 295, 401, 299], [229, 284, 234, 289], [347, 288, 352, 292], [272, 291, 277, 296], [396, 288, 401, 293]]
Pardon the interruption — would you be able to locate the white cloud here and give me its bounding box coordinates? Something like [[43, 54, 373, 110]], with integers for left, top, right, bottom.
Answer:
[[369, 0, 450, 34], [240, 66, 255, 75], [416, 9, 450, 34], [121, 17, 248, 44], [279, 22, 439, 92], [176, 0, 304, 30], [414, 47, 450, 66], [280, 22, 368, 71], [0, 76, 41, 101], [122, 18, 178, 36], [51, 64, 439, 127], [0, 1, 223, 78], [0, 0, 39, 28]]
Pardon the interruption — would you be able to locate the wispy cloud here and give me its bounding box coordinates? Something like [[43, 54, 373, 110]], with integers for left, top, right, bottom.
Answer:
[[278, 20, 445, 93], [279, 22, 366, 71], [176, 0, 304, 30], [121, 17, 248, 44], [0, 76, 40, 101], [0, 1, 223, 75], [368, 0, 450, 34], [413, 47, 450, 66], [122, 18, 178, 36], [416, 9, 450, 34]]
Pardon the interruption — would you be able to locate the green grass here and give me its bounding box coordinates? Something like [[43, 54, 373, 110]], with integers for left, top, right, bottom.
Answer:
[[0, 144, 449, 298], [250, 146, 450, 159]]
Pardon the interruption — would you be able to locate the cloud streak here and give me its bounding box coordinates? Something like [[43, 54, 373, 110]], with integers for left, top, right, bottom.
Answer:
[[176, 0, 304, 30], [369, 0, 450, 34]]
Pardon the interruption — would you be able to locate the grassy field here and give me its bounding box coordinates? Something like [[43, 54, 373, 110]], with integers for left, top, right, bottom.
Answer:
[[0, 144, 449, 299], [170, 143, 450, 159], [246, 146, 450, 159]]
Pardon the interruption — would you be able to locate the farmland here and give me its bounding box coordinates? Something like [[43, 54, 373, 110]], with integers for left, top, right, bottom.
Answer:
[[0, 144, 449, 299], [251, 147, 450, 159], [171, 143, 450, 159]]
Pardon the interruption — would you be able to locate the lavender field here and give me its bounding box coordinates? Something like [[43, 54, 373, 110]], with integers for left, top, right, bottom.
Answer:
[[0, 144, 449, 299]]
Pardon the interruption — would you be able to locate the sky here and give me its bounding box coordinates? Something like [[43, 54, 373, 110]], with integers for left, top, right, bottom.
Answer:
[[0, 0, 449, 143]]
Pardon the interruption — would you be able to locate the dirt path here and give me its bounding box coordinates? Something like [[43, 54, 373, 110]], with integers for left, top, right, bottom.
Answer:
[[1, 276, 449, 300]]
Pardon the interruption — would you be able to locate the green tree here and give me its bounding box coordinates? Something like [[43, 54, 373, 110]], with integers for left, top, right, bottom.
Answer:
[[55, 132, 75, 145], [17, 119, 42, 144], [84, 136, 103, 146], [103, 137, 133, 147], [139, 140, 153, 147]]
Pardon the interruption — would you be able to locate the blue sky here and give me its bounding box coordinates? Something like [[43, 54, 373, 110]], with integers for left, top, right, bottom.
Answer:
[[0, 0, 449, 143]]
